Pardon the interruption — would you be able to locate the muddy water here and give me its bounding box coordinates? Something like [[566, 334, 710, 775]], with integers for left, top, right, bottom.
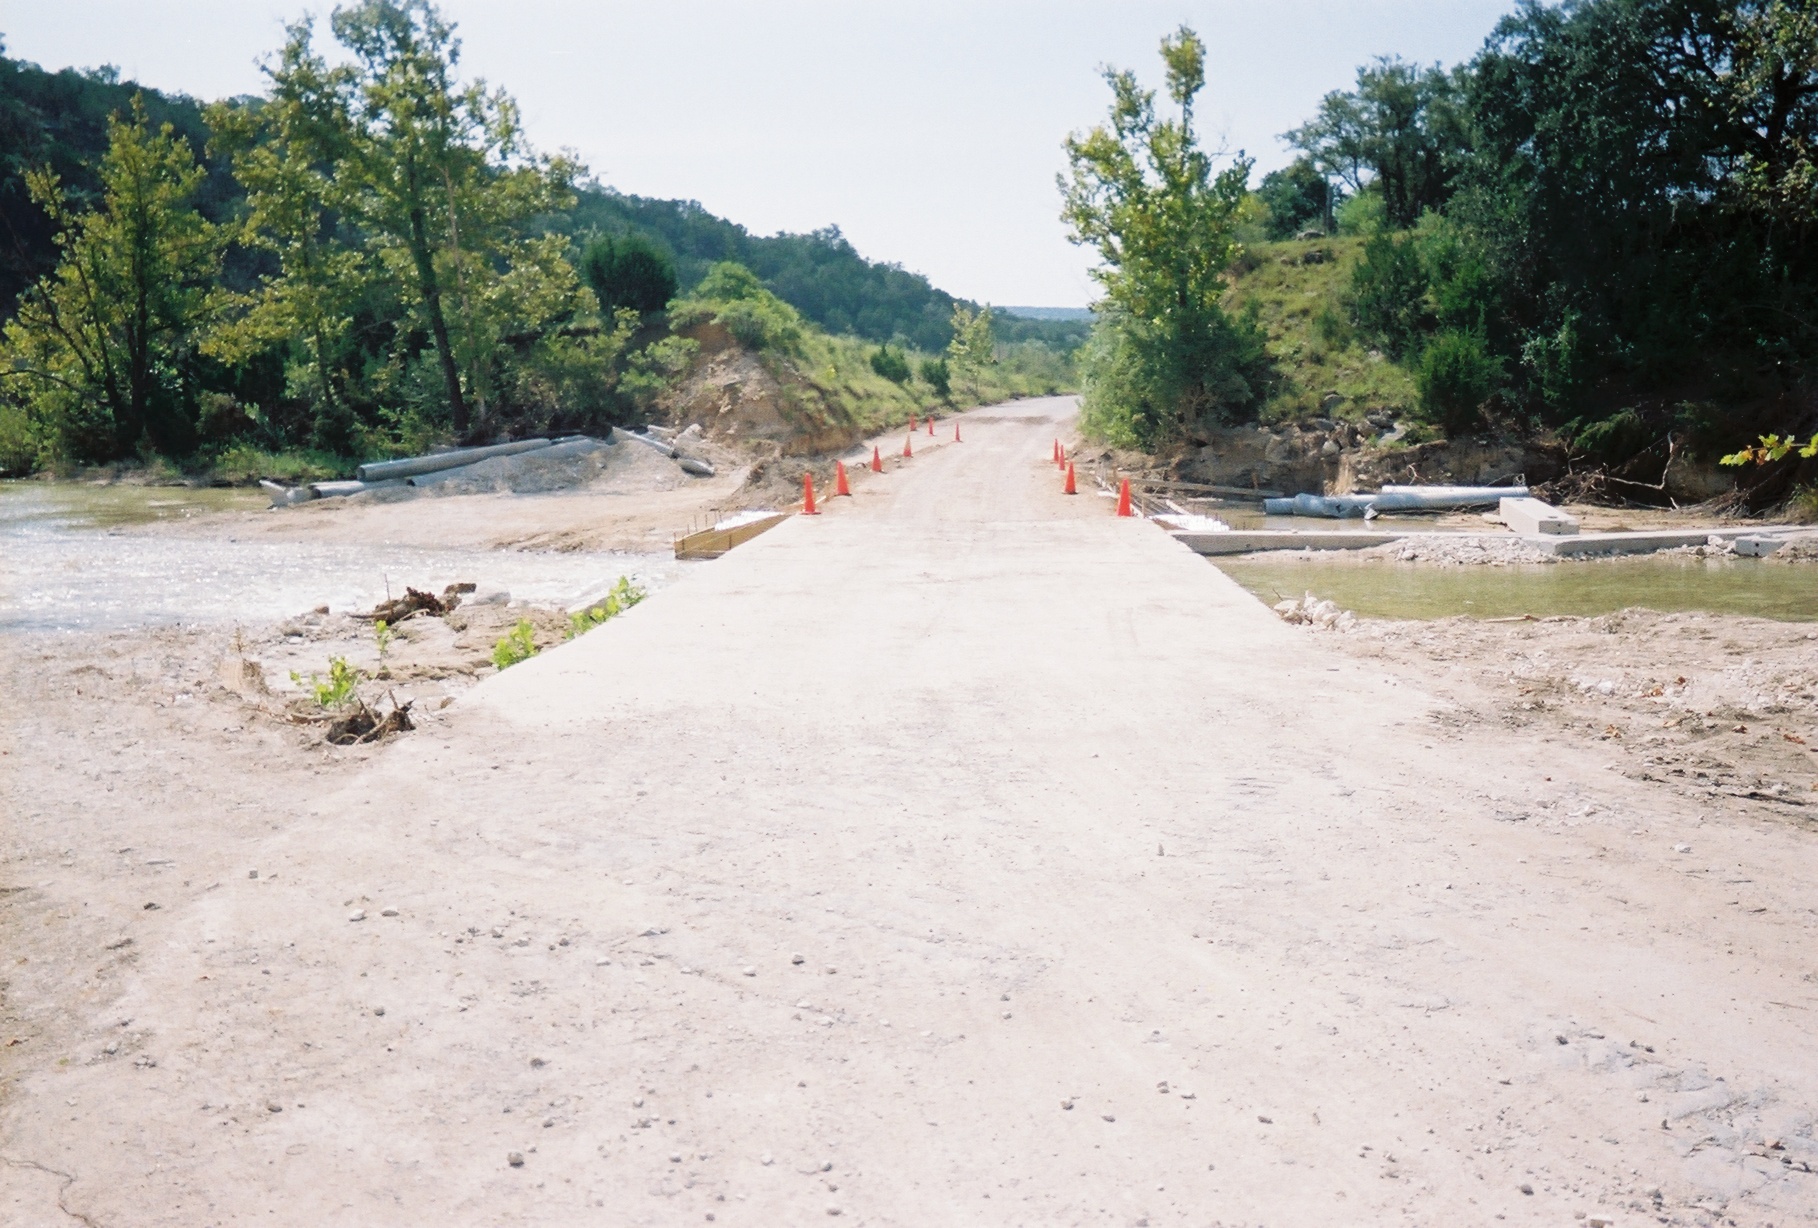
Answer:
[[0, 481, 689, 632], [1216, 553, 1818, 621]]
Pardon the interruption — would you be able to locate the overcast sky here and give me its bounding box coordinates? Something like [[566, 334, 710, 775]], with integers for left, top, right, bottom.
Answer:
[[1, 1, 1518, 307]]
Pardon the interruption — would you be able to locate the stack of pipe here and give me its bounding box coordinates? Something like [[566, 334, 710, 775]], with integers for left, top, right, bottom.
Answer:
[[1262, 485, 1528, 518]]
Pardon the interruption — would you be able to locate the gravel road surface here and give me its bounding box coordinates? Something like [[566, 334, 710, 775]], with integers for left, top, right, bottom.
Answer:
[[3, 396, 1814, 1226]]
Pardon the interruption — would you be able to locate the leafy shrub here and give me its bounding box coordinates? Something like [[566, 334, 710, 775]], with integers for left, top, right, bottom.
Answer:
[[1349, 233, 1430, 359], [565, 577, 647, 640], [869, 345, 912, 384], [0, 400, 39, 475], [918, 356, 951, 398], [1335, 190, 1387, 237], [491, 620, 539, 670], [1417, 330, 1502, 435], [290, 657, 364, 709], [669, 262, 804, 354], [581, 233, 678, 315]]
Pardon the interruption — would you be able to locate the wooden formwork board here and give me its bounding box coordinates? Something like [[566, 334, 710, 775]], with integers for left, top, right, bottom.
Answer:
[[674, 513, 791, 560]]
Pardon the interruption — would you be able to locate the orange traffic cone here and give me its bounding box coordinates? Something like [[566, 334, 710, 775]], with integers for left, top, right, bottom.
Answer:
[[903, 434, 914, 458], [926, 416, 935, 436], [1063, 462, 1077, 495], [802, 472, 820, 515], [835, 459, 851, 496], [1115, 477, 1133, 517], [1053, 438, 1063, 467], [909, 415, 918, 433], [870, 445, 883, 473], [953, 422, 962, 442]]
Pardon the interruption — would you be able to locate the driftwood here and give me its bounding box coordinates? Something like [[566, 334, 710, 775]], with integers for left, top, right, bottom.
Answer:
[[359, 582, 475, 623], [326, 696, 414, 746]]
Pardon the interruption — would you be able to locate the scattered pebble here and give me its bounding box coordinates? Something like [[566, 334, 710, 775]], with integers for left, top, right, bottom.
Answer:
[[381, 907, 399, 917], [266, 1102, 282, 1113], [348, 910, 366, 922], [530, 1057, 547, 1068], [670, 1153, 683, 1163], [247, 870, 259, 879], [1674, 843, 1692, 854], [1101, 1114, 1116, 1123], [1179, 1090, 1196, 1100], [632, 1098, 644, 1108], [1257, 1115, 1273, 1124], [1001, 1011, 1012, 1020], [824, 965, 837, 975], [1060, 1099, 1074, 1111], [1519, 1183, 1534, 1195], [596, 957, 611, 966], [507, 1152, 524, 1168], [1156, 1081, 1170, 1094], [372, 1006, 385, 1017], [792, 954, 805, 965], [743, 966, 757, 977], [760, 1153, 774, 1166]]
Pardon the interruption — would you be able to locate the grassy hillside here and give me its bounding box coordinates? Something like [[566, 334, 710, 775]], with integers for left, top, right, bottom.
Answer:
[[1223, 237, 1419, 426]]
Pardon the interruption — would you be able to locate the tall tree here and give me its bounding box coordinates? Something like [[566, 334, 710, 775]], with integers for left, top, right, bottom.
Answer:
[[1, 97, 222, 458], [206, 20, 367, 450], [326, 0, 572, 438], [946, 302, 995, 399], [1285, 57, 1469, 229], [1060, 25, 1264, 440]]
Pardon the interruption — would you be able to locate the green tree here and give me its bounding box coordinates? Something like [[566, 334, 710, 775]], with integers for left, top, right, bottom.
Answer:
[[1059, 25, 1265, 441], [205, 21, 368, 452], [1256, 155, 1336, 238], [0, 96, 223, 460], [946, 302, 995, 399], [581, 233, 677, 316], [326, 0, 575, 438], [1285, 57, 1469, 230]]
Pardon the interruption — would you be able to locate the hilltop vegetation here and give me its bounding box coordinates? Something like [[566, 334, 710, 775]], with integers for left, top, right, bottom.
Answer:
[[1067, 4, 1818, 506], [0, 6, 1078, 477], [1222, 237, 1420, 427]]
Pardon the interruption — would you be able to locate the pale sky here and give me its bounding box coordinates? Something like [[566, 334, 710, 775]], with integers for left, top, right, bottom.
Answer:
[[0, 1, 1517, 307]]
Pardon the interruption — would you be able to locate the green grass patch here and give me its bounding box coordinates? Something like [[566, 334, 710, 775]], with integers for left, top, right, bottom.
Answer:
[[1224, 237, 1419, 424]]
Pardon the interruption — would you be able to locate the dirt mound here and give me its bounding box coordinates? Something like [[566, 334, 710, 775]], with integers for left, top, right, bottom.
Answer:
[[658, 324, 865, 457]]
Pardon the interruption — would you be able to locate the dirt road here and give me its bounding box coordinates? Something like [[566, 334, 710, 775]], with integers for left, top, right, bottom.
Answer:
[[3, 396, 1815, 1226]]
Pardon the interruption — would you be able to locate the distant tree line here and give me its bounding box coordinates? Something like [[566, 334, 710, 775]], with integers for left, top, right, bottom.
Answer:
[[553, 189, 1086, 353]]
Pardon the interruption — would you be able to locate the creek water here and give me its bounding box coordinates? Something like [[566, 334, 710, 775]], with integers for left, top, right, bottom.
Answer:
[[1216, 553, 1818, 621], [0, 481, 688, 633]]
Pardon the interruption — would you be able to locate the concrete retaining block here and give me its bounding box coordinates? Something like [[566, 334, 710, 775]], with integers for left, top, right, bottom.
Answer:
[[1500, 496, 1578, 536]]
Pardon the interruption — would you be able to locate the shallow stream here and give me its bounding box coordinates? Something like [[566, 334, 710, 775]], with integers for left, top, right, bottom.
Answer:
[[0, 481, 686, 633], [1216, 553, 1817, 622]]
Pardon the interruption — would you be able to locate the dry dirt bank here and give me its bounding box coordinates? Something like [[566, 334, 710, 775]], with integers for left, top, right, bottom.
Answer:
[[1321, 610, 1818, 824]]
